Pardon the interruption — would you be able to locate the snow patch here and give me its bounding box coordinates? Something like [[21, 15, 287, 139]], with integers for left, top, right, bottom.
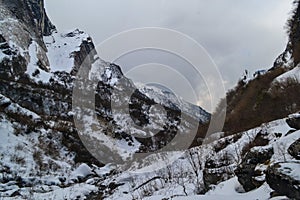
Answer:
[[273, 65, 300, 84], [26, 41, 51, 83], [277, 162, 300, 181], [44, 29, 90, 73], [71, 163, 93, 180]]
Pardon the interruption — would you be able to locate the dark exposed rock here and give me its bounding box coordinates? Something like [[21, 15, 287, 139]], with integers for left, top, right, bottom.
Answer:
[[203, 140, 239, 191], [249, 130, 270, 147], [235, 146, 274, 192], [288, 138, 300, 160], [266, 162, 300, 199], [0, 2, 211, 191], [0, 35, 15, 56], [205, 153, 232, 169], [0, 55, 27, 80], [2, 0, 56, 38], [202, 135, 240, 192], [287, 1, 300, 66], [108, 182, 125, 191], [286, 114, 300, 130], [72, 33, 97, 76], [273, 1, 300, 67], [202, 131, 272, 192], [203, 165, 235, 192], [212, 133, 242, 153], [273, 42, 293, 69]]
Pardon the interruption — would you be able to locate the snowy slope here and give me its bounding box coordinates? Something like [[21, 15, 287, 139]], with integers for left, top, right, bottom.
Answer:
[[44, 29, 90, 73], [273, 65, 300, 83], [25, 29, 91, 83], [137, 84, 210, 123], [99, 115, 299, 200], [1, 110, 297, 199]]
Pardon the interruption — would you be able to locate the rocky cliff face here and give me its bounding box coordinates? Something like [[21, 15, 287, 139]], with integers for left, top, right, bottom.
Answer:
[[3, 0, 55, 36], [0, 0, 211, 198], [1, 0, 299, 199], [214, 1, 300, 136], [0, 0, 55, 79], [0, 0, 209, 157]]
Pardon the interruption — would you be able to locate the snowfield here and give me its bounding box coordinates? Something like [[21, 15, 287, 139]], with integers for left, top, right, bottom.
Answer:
[[96, 115, 299, 200], [44, 29, 90, 73]]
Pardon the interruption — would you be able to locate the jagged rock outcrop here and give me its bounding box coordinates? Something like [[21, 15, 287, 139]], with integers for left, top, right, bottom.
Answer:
[[287, 0, 300, 66], [0, 0, 210, 182], [2, 0, 55, 37], [211, 1, 300, 138], [202, 133, 243, 192], [235, 146, 274, 192], [273, 0, 300, 68], [266, 162, 300, 199], [286, 114, 300, 130], [0, 0, 52, 78], [203, 165, 235, 192], [288, 138, 300, 160]]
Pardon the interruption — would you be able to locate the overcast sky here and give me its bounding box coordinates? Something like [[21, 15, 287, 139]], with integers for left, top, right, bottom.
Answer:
[[45, 0, 293, 111]]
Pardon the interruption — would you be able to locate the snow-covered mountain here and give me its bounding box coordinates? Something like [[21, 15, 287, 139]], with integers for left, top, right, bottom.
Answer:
[[0, 0, 300, 199], [0, 0, 211, 198]]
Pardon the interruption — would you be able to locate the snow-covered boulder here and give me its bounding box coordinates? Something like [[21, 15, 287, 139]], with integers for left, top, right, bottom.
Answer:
[[235, 146, 274, 192], [266, 162, 300, 199], [71, 163, 93, 182], [286, 113, 300, 130]]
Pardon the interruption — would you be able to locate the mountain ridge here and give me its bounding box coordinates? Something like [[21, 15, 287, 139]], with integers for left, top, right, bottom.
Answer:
[[0, 0, 299, 199]]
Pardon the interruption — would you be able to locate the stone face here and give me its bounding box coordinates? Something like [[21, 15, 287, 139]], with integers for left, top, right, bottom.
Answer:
[[0, 0, 101, 166], [266, 162, 300, 199], [235, 146, 274, 192], [0, 0, 54, 79], [72, 37, 97, 76], [203, 165, 235, 192], [0, 55, 27, 79], [288, 138, 300, 160], [2, 0, 56, 38], [286, 115, 300, 130], [0, 0, 211, 167]]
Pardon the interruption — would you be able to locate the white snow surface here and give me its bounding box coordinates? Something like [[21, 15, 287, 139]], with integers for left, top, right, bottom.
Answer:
[[277, 162, 300, 181], [0, 102, 299, 199], [44, 29, 90, 73], [71, 163, 93, 180], [136, 83, 210, 122], [25, 41, 51, 83], [101, 115, 299, 200], [274, 65, 300, 84]]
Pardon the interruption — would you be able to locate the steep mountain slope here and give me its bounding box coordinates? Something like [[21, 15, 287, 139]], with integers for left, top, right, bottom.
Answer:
[[92, 1, 300, 199], [101, 114, 300, 199], [210, 1, 300, 136], [0, 0, 300, 199], [0, 0, 210, 198]]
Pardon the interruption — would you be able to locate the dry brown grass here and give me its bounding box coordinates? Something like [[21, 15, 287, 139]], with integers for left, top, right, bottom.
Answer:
[[193, 66, 300, 141]]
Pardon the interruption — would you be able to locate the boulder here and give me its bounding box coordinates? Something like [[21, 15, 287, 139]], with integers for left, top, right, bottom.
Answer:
[[203, 166, 235, 192], [266, 162, 300, 199], [286, 114, 300, 130], [71, 163, 93, 182], [288, 138, 300, 160], [235, 146, 274, 191], [203, 150, 236, 192]]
